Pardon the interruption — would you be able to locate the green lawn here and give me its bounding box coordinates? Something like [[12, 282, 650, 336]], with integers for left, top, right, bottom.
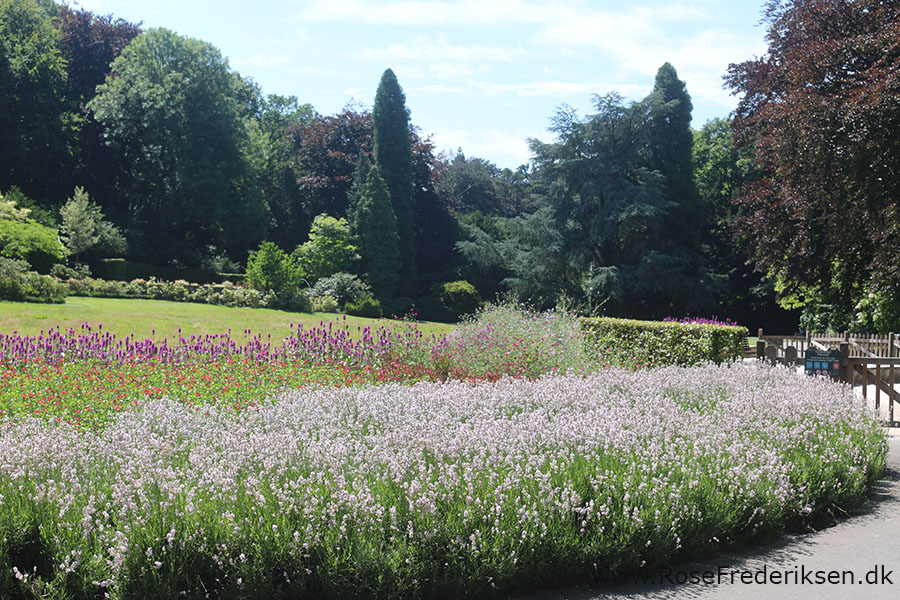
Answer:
[[0, 297, 455, 340]]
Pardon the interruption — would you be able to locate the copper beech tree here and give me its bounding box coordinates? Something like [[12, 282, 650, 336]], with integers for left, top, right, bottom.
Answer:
[[726, 0, 900, 330]]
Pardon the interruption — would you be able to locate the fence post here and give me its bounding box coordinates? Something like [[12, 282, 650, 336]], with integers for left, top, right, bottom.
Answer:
[[756, 339, 765, 362], [890, 332, 896, 358], [840, 341, 850, 383]]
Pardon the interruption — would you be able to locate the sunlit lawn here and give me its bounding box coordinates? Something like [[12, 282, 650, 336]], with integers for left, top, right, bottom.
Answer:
[[0, 296, 455, 341]]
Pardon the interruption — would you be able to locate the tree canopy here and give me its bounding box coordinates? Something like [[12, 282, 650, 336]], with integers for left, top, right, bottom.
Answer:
[[726, 0, 900, 331], [373, 68, 416, 293], [88, 28, 268, 265], [460, 86, 717, 318]]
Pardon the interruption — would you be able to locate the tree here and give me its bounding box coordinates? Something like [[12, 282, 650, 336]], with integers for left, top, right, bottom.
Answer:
[[54, 6, 142, 107], [726, 0, 900, 332], [412, 136, 459, 286], [436, 151, 528, 217], [647, 63, 703, 250], [346, 153, 371, 234], [692, 119, 797, 330], [283, 108, 373, 249], [372, 68, 416, 293], [245, 241, 298, 294], [0, 190, 65, 272], [52, 5, 141, 224], [257, 94, 314, 250], [356, 167, 400, 301], [59, 187, 99, 263], [460, 93, 717, 317], [294, 214, 359, 281], [58, 186, 126, 263], [0, 0, 69, 205], [88, 28, 268, 265]]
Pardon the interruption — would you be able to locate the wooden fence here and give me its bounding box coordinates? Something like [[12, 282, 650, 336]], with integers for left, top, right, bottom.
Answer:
[[757, 329, 900, 428]]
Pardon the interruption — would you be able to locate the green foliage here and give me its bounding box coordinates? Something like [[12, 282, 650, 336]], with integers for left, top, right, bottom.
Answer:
[[59, 275, 315, 312], [310, 272, 372, 307], [462, 90, 716, 318], [293, 213, 359, 281], [727, 0, 900, 330], [647, 62, 703, 250], [0, 194, 66, 272], [245, 241, 299, 295], [344, 293, 382, 318], [1, 186, 55, 226], [310, 294, 340, 313], [0, 257, 67, 302], [580, 317, 747, 367], [0, 0, 69, 205], [346, 153, 371, 234], [356, 167, 400, 301], [372, 68, 416, 291], [59, 187, 100, 259], [433, 303, 592, 378], [88, 28, 268, 264], [437, 280, 481, 321]]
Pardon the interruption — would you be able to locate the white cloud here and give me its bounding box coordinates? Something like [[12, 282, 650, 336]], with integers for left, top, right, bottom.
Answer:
[[414, 78, 649, 101], [430, 127, 542, 168], [532, 6, 766, 110], [294, 0, 552, 26], [359, 35, 525, 64]]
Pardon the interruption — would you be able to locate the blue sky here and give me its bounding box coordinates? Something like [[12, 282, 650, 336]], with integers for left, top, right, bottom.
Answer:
[[73, 0, 769, 169]]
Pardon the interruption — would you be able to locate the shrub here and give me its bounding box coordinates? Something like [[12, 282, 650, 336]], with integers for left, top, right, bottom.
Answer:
[[310, 272, 371, 307], [245, 241, 300, 294], [293, 214, 359, 280], [437, 280, 481, 321], [0, 258, 67, 303], [276, 290, 313, 313], [50, 263, 91, 280], [344, 293, 382, 318], [311, 294, 340, 313], [580, 317, 747, 367], [0, 218, 66, 273]]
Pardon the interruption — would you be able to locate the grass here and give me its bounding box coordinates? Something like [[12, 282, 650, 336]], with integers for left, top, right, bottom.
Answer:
[[0, 297, 455, 341]]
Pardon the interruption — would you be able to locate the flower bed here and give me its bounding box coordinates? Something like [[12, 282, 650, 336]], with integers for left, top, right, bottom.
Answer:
[[0, 363, 886, 598]]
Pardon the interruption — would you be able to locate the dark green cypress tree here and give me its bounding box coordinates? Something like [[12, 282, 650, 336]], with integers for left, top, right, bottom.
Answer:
[[372, 68, 416, 294], [356, 166, 400, 301], [346, 153, 371, 235], [647, 62, 703, 250]]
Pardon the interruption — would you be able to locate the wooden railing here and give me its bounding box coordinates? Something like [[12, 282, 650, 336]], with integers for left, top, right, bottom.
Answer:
[[756, 329, 900, 428]]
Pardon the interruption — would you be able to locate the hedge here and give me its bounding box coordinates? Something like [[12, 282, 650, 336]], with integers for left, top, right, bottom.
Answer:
[[64, 277, 311, 312], [580, 317, 747, 366], [89, 258, 242, 284]]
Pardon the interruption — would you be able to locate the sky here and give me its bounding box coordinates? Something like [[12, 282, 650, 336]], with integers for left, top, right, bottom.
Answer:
[[72, 0, 770, 170]]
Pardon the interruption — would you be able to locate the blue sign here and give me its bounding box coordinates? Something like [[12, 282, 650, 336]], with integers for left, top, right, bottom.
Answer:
[[804, 348, 842, 377]]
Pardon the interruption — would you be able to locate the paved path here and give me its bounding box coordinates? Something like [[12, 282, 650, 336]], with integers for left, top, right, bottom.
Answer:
[[515, 434, 900, 600]]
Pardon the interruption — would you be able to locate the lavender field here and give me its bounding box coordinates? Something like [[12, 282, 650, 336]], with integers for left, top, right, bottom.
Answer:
[[0, 307, 889, 599]]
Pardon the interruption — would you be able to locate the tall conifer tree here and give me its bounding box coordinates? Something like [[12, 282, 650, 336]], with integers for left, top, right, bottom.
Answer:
[[372, 68, 415, 294], [356, 166, 400, 301], [647, 63, 703, 250]]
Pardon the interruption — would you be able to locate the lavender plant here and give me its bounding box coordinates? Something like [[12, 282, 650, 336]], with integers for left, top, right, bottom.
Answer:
[[0, 363, 885, 598]]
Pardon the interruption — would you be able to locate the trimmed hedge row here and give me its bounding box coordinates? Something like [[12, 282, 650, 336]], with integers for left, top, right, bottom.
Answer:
[[89, 258, 242, 284], [580, 317, 747, 366]]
